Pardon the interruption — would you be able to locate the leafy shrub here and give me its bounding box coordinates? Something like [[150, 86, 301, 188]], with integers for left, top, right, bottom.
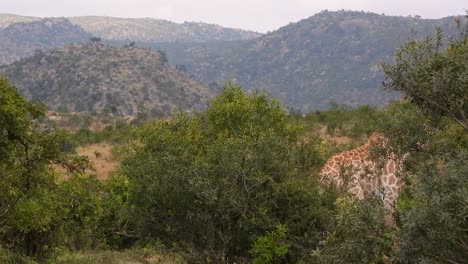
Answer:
[[250, 224, 289, 264], [312, 195, 393, 264], [395, 152, 468, 263], [118, 84, 336, 262]]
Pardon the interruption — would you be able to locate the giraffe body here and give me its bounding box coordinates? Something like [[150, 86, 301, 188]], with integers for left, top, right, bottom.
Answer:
[[320, 134, 405, 210]]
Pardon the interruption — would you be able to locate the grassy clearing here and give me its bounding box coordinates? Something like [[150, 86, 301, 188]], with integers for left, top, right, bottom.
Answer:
[[76, 143, 118, 180]]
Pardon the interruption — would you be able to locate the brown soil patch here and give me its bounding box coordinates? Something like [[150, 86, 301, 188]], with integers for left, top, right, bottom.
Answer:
[[76, 143, 117, 180]]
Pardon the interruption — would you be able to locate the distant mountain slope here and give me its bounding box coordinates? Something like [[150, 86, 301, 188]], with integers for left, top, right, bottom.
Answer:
[[68, 16, 261, 43], [0, 43, 213, 116], [0, 18, 91, 65], [159, 11, 458, 111], [0, 13, 40, 29], [0, 12, 460, 112]]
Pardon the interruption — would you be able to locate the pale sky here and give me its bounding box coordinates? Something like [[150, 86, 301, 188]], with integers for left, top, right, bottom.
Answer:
[[0, 0, 466, 32]]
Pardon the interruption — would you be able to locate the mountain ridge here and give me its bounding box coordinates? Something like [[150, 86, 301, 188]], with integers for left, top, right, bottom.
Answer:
[[0, 11, 462, 112], [0, 43, 214, 116], [156, 10, 459, 111], [0, 14, 261, 43], [68, 15, 261, 42], [0, 17, 91, 65], [0, 13, 40, 28]]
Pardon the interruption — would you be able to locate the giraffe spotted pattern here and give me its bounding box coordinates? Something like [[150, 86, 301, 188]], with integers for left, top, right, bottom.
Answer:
[[319, 133, 405, 210]]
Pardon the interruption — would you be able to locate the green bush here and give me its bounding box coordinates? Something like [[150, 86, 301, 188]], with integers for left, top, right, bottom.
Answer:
[[118, 84, 336, 262], [395, 152, 468, 263], [302, 104, 382, 139], [0, 78, 105, 259], [250, 224, 289, 264], [312, 195, 393, 264]]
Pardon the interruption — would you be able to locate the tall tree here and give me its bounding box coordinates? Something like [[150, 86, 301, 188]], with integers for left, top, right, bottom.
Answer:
[[382, 15, 468, 131], [0, 78, 93, 257]]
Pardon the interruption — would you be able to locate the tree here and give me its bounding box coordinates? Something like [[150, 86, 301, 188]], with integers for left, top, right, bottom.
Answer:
[[118, 83, 334, 262], [382, 15, 468, 131], [0, 79, 43, 159], [378, 17, 468, 263], [395, 153, 468, 263], [0, 78, 98, 257]]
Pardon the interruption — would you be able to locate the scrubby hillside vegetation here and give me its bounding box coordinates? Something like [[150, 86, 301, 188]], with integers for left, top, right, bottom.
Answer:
[[159, 11, 458, 111], [0, 14, 466, 264], [0, 11, 460, 112], [0, 14, 260, 67], [68, 16, 261, 43], [0, 18, 91, 65], [0, 13, 40, 29], [0, 42, 213, 116], [0, 13, 260, 49]]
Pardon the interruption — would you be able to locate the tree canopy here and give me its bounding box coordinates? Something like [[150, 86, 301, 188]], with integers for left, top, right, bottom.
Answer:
[[118, 83, 333, 262], [383, 16, 468, 130], [0, 78, 101, 258]]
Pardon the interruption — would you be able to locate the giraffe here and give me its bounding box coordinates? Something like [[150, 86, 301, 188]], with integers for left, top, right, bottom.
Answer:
[[319, 133, 405, 211]]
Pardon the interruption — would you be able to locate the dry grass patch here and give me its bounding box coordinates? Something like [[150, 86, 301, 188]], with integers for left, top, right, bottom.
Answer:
[[76, 143, 117, 180]]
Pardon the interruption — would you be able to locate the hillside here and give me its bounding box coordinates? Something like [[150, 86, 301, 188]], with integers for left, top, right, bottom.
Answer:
[[0, 18, 91, 65], [0, 11, 459, 112], [0, 14, 261, 44], [0, 13, 40, 29], [68, 16, 261, 42], [0, 43, 214, 116], [157, 11, 457, 111]]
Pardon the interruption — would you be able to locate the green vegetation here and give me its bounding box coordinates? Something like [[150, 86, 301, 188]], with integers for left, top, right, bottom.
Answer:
[[300, 104, 382, 138], [160, 11, 458, 111], [0, 43, 213, 116], [383, 18, 468, 131], [0, 78, 101, 259], [322, 21, 468, 263], [117, 84, 334, 262], [70, 122, 134, 146], [250, 224, 289, 264], [0, 15, 466, 264], [50, 248, 185, 264]]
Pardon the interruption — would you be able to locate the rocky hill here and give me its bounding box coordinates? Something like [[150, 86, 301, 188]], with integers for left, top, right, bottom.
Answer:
[[0, 11, 460, 112], [0, 13, 40, 29], [158, 11, 458, 111], [68, 16, 261, 42], [0, 14, 260, 44], [0, 18, 91, 65], [0, 43, 213, 116]]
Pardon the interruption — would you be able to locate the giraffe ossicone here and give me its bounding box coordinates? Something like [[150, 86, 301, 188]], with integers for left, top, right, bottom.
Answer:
[[319, 133, 405, 211]]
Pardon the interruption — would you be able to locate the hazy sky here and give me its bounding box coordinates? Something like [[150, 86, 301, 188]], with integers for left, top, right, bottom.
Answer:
[[1, 0, 466, 32]]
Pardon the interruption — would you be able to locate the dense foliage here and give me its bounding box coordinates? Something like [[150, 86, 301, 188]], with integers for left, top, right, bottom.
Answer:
[[0, 15, 466, 263], [383, 16, 468, 131], [317, 19, 468, 263], [0, 78, 104, 260], [118, 84, 335, 262]]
